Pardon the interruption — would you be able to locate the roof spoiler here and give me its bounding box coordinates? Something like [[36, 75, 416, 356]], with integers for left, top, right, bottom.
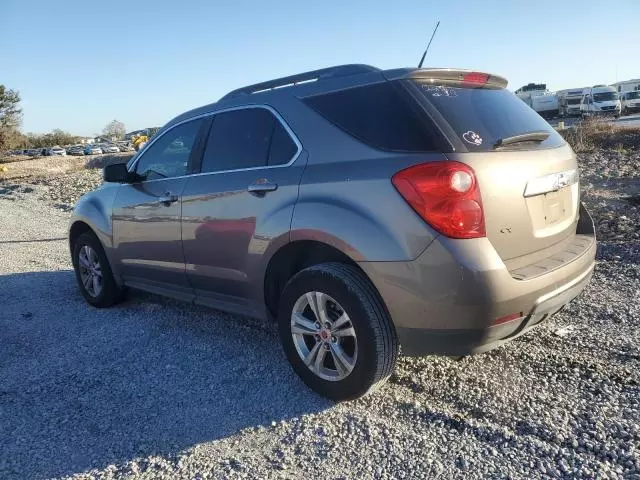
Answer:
[[383, 68, 508, 89], [220, 64, 380, 100]]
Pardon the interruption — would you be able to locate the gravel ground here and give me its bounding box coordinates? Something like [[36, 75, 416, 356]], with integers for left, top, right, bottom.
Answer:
[[1, 151, 639, 479], [579, 150, 640, 242]]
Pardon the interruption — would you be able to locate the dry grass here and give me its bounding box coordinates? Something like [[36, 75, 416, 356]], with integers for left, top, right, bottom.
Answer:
[[0, 152, 134, 182], [560, 119, 640, 153], [0, 154, 31, 164]]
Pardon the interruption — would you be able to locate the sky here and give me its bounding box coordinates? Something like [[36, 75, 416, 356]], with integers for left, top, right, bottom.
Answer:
[[3, 0, 639, 136]]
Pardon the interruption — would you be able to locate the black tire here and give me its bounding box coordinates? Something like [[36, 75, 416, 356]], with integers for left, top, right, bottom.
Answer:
[[277, 262, 398, 401], [72, 231, 126, 308]]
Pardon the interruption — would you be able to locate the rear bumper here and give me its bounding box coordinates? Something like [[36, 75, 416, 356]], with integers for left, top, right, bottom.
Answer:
[[359, 203, 596, 356], [395, 262, 592, 355]]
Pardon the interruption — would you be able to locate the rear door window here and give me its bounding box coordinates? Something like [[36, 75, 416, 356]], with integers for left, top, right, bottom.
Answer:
[[303, 82, 440, 152], [268, 120, 298, 166], [201, 108, 299, 173], [411, 81, 564, 151]]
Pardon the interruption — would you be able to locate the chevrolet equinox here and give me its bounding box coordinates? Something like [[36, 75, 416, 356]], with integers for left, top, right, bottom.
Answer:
[[69, 65, 596, 400]]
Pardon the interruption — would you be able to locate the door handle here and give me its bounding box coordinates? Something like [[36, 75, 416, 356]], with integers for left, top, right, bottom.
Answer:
[[157, 192, 179, 205], [248, 182, 278, 196]]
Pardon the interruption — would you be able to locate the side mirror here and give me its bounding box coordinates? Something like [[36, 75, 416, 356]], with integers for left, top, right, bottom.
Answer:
[[103, 162, 134, 183]]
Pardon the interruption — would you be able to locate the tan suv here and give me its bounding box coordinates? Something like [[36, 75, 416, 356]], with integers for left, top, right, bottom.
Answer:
[[69, 65, 596, 400]]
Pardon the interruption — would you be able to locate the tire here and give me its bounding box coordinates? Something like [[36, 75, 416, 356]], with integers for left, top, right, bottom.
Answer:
[[277, 262, 398, 401], [72, 231, 126, 308]]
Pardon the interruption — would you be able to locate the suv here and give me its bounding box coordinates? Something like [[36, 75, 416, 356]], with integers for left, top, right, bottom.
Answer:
[[69, 64, 596, 400]]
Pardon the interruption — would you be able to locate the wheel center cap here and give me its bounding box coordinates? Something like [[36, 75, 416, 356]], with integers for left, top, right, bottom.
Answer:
[[319, 329, 331, 341]]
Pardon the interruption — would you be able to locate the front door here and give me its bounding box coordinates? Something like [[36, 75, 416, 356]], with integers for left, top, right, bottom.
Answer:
[[181, 107, 305, 316], [112, 118, 206, 299]]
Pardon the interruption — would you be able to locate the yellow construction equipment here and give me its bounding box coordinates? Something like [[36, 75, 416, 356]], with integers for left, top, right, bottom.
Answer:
[[132, 135, 149, 151]]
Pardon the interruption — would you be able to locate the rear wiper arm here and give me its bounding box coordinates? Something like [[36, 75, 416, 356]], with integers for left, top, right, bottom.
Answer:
[[494, 131, 550, 148]]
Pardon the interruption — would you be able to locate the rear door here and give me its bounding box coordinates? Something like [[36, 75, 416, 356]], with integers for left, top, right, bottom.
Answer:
[[407, 79, 580, 263], [181, 106, 305, 315]]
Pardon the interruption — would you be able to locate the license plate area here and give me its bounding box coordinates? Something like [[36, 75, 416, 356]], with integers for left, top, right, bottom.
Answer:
[[542, 190, 567, 225]]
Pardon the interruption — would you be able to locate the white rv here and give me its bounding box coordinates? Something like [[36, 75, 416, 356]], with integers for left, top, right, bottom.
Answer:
[[556, 88, 585, 117], [515, 83, 559, 119], [611, 79, 640, 95], [580, 85, 621, 118]]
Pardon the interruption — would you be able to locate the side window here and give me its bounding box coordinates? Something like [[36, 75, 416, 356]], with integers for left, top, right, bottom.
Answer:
[[303, 82, 438, 152], [202, 108, 274, 173], [135, 119, 203, 180]]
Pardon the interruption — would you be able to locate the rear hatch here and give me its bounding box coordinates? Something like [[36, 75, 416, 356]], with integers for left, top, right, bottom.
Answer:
[[399, 71, 580, 264]]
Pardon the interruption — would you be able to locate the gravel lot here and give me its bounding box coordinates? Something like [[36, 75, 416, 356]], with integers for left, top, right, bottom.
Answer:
[[0, 151, 639, 479]]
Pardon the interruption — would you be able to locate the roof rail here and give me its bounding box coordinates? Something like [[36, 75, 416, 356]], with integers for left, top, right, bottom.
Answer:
[[220, 64, 379, 100]]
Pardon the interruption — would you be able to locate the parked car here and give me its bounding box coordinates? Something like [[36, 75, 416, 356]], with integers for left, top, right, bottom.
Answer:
[[26, 149, 41, 157], [47, 147, 67, 156], [84, 145, 103, 155], [117, 142, 135, 152], [102, 144, 120, 153], [67, 145, 85, 156], [69, 64, 596, 400]]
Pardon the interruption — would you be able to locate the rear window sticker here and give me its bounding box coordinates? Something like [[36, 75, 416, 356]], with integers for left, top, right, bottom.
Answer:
[[421, 85, 458, 97], [462, 131, 483, 146]]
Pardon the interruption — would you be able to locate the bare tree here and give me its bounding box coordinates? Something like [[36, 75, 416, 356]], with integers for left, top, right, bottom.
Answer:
[[102, 119, 126, 141]]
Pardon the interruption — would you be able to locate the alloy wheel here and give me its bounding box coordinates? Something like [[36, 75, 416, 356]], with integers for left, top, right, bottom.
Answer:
[[78, 245, 103, 298], [290, 291, 357, 381]]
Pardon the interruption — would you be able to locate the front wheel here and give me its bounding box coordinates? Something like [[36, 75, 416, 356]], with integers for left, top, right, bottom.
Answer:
[[72, 231, 126, 307], [277, 263, 398, 401]]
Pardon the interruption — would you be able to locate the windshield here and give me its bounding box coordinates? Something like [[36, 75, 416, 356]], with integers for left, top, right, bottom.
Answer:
[[567, 98, 581, 105], [625, 91, 640, 100], [411, 81, 564, 151], [593, 92, 618, 102]]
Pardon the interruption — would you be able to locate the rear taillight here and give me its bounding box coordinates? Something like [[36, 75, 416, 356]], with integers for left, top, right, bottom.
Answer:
[[392, 161, 485, 239]]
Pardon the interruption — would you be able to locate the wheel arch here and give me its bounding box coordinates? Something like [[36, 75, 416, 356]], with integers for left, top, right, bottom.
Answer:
[[69, 220, 93, 253], [263, 239, 374, 320]]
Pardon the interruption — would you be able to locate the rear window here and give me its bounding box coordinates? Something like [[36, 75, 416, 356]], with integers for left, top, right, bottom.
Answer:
[[303, 82, 440, 152], [412, 81, 564, 151]]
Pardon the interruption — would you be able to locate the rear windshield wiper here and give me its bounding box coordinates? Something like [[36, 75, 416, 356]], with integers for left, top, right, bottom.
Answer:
[[493, 131, 550, 148]]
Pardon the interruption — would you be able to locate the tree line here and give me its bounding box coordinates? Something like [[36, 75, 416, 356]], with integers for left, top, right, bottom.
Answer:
[[0, 84, 127, 151]]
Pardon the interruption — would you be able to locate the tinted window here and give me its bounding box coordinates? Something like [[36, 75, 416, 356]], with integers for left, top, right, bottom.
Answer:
[[269, 120, 298, 166], [303, 82, 438, 152], [135, 119, 203, 179], [412, 81, 564, 151], [202, 108, 274, 173]]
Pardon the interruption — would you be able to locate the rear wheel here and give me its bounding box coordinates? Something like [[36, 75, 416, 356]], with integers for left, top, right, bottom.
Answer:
[[277, 263, 398, 401], [72, 232, 126, 307]]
